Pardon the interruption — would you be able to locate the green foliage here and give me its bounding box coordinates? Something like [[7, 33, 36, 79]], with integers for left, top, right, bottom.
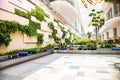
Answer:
[[0, 47, 40, 56], [54, 19, 59, 23], [78, 39, 91, 45], [37, 34, 44, 44], [59, 25, 67, 39], [72, 35, 81, 45], [0, 33, 11, 46], [67, 29, 73, 39], [0, 20, 41, 46], [86, 43, 97, 49], [31, 5, 50, 21], [89, 9, 104, 27], [98, 40, 116, 48], [27, 0, 36, 5], [44, 44, 54, 49], [65, 38, 71, 45], [87, 32, 92, 39], [104, 0, 119, 2], [15, 8, 30, 19], [48, 22, 60, 43], [15, 4, 50, 21], [29, 20, 41, 29]]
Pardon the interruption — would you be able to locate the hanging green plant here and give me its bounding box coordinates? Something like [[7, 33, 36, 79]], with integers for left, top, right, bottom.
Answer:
[[15, 8, 30, 19], [0, 20, 41, 46], [67, 29, 73, 39], [59, 25, 67, 39], [65, 38, 71, 45], [54, 19, 59, 23], [37, 33, 44, 44], [27, 0, 36, 5], [0, 33, 11, 46], [48, 22, 60, 43], [31, 5, 50, 21]]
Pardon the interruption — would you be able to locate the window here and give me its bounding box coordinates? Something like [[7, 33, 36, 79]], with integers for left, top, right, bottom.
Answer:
[[103, 34, 104, 39], [107, 8, 113, 20], [106, 32, 109, 39], [114, 2, 120, 16], [113, 28, 117, 39]]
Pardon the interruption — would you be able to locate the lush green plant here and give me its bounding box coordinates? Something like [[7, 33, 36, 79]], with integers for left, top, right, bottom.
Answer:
[[15, 8, 31, 19], [89, 9, 104, 40], [86, 43, 97, 49], [37, 34, 44, 44], [67, 29, 73, 39], [98, 40, 116, 48], [0, 47, 40, 56], [78, 39, 91, 45], [44, 44, 54, 49], [24, 20, 41, 36], [87, 32, 92, 39], [65, 38, 71, 45], [48, 22, 60, 43], [31, 5, 50, 21], [72, 35, 81, 45], [59, 25, 67, 39], [54, 19, 59, 23], [0, 33, 11, 46], [29, 20, 41, 29], [27, 0, 36, 5], [0, 20, 42, 46]]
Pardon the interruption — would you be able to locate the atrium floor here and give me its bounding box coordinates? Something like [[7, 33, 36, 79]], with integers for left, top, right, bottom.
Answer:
[[0, 53, 120, 80]]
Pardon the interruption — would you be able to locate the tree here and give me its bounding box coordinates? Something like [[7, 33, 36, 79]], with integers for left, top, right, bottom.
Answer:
[[89, 9, 104, 40], [87, 32, 92, 39]]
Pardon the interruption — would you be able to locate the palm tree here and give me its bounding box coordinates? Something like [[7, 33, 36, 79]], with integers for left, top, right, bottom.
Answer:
[[89, 9, 104, 40], [87, 32, 92, 39]]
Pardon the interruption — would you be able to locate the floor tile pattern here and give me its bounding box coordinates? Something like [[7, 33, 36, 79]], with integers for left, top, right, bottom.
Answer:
[[23, 55, 120, 80]]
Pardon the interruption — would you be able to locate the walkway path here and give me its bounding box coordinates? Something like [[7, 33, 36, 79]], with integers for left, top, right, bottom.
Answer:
[[0, 53, 120, 80]]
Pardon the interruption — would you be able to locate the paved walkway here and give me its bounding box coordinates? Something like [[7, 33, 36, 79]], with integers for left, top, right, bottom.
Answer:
[[0, 53, 120, 80]]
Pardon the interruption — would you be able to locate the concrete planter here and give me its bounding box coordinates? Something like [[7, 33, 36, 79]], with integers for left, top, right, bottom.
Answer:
[[0, 49, 53, 70]]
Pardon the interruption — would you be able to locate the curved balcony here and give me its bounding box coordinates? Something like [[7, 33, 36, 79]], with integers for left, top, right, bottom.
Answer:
[[99, 17, 120, 34], [50, 1, 78, 24]]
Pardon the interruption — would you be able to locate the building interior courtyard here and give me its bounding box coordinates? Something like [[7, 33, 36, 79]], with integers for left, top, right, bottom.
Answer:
[[0, 0, 120, 80]]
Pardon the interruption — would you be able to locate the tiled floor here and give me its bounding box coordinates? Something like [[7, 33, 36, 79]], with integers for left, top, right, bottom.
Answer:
[[22, 54, 120, 80]]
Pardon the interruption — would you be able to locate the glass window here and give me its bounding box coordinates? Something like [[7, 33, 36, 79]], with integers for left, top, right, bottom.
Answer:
[[106, 32, 109, 39], [114, 2, 120, 16], [107, 8, 113, 20]]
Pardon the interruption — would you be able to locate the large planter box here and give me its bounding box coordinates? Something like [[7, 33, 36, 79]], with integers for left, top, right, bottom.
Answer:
[[0, 49, 53, 70], [60, 48, 67, 50], [112, 48, 120, 51]]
